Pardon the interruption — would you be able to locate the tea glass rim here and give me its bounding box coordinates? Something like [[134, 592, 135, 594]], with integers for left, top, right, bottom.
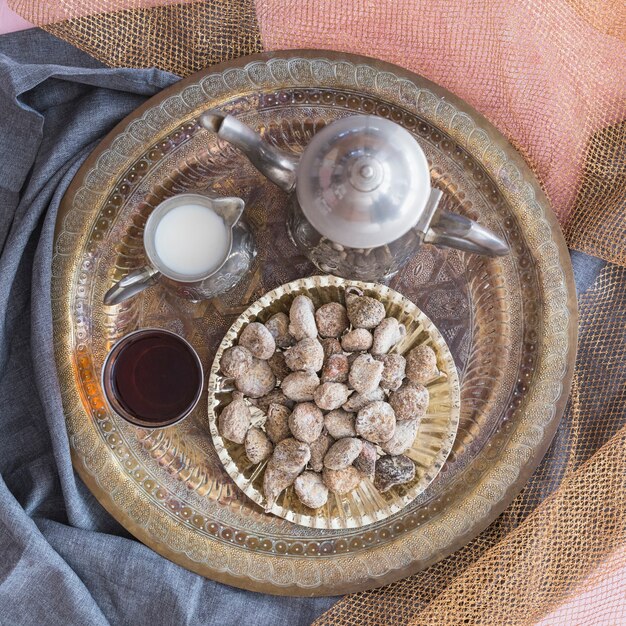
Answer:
[[143, 193, 235, 284], [101, 327, 204, 429]]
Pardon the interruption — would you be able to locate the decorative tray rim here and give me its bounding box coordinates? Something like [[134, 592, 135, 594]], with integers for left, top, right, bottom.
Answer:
[[52, 49, 577, 595]]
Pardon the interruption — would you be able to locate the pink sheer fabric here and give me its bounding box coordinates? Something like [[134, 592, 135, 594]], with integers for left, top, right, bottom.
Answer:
[[255, 0, 626, 224], [0, 0, 32, 34]]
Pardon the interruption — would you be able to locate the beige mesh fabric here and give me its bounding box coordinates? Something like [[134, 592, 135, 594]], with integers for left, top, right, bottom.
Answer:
[[8, 0, 262, 75], [8, 0, 626, 623], [563, 120, 626, 268]]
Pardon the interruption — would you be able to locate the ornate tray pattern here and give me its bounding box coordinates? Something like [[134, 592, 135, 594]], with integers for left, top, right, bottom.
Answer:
[[52, 51, 577, 595], [208, 276, 461, 529]]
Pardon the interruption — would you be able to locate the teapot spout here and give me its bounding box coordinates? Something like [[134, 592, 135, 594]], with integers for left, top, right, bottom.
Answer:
[[199, 111, 299, 192]]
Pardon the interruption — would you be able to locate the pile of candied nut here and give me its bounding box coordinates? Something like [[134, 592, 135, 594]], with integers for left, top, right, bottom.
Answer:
[[217, 288, 439, 511]]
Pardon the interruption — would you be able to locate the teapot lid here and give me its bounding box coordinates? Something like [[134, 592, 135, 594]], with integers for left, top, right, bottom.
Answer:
[[296, 115, 431, 249]]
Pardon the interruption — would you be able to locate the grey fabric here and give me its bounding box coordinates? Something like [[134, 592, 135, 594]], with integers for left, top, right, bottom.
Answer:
[[0, 28, 337, 626], [570, 249, 606, 296]]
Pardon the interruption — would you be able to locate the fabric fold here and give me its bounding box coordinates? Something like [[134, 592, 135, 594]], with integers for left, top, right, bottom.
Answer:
[[0, 28, 336, 626]]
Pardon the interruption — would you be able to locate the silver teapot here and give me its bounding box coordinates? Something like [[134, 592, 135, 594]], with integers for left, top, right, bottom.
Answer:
[[200, 112, 509, 281]]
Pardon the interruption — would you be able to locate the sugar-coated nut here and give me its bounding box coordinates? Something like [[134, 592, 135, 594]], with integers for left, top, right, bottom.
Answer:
[[321, 353, 349, 383], [346, 291, 386, 329], [322, 466, 362, 495], [388, 382, 429, 421], [313, 382, 351, 411], [294, 471, 329, 509], [219, 345, 253, 378], [285, 337, 324, 372], [324, 409, 357, 439], [272, 437, 311, 472], [355, 400, 396, 444], [354, 440, 377, 480], [262, 463, 297, 509], [239, 322, 276, 360], [323, 437, 363, 470], [264, 403, 292, 443], [371, 318, 406, 355], [342, 387, 385, 412], [262, 442, 308, 510], [230, 290, 438, 504], [380, 417, 420, 455], [235, 357, 276, 398], [252, 389, 293, 414], [289, 295, 317, 340], [265, 312, 295, 348], [379, 353, 406, 391], [349, 353, 384, 394], [346, 352, 361, 367], [341, 328, 373, 352], [281, 371, 320, 401], [405, 344, 439, 384], [320, 337, 342, 360], [218, 392, 251, 444], [289, 402, 324, 443], [374, 454, 416, 492], [265, 351, 287, 382], [315, 302, 349, 338], [309, 432, 334, 472], [245, 427, 273, 463], [267, 351, 290, 381]]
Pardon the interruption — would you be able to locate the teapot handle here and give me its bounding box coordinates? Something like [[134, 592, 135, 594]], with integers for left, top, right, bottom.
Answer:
[[424, 210, 510, 257]]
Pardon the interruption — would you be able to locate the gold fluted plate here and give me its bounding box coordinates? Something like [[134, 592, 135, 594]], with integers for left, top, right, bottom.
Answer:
[[208, 276, 461, 529], [52, 51, 577, 595]]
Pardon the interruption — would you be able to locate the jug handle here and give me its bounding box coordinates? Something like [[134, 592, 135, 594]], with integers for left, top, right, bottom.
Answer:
[[424, 210, 510, 257], [103, 266, 161, 306]]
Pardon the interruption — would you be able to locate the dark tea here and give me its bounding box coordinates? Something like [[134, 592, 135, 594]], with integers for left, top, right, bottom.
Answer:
[[102, 329, 203, 427]]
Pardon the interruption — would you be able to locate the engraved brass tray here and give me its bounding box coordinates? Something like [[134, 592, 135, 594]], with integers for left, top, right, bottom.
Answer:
[[208, 276, 461, 529], [53, 50, 577, 595]]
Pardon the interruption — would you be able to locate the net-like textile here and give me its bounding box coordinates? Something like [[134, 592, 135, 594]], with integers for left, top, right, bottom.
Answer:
[[8, 0, 262, 76], [8, 1, 626, 623]]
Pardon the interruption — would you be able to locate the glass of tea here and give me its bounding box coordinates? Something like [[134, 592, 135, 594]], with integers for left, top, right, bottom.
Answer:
[[101, 328, 203, 428]]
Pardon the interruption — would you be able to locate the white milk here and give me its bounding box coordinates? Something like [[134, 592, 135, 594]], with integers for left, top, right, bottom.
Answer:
[[154, 204, 229, 277]]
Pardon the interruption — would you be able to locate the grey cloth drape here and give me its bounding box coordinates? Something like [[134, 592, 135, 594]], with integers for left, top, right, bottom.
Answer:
[[0, 28, 336, 626]]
